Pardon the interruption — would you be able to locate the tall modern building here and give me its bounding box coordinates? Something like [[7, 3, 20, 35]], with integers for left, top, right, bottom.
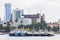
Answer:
[[12, 8, 23, 22], [5, 3, 11, 22]]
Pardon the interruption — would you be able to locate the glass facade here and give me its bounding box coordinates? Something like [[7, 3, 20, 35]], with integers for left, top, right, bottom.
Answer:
[[5, 3, 11, 22], [14, 9, 23, 19], [16, 10, 20, 19]]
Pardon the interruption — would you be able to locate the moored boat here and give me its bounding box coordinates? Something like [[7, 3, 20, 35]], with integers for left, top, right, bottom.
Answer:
[[9, 30, 54, 36]]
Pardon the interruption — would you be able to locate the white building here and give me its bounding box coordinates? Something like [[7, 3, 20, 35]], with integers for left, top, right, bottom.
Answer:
[[3, 23, 7, 27], [12, 18, 32, 27]]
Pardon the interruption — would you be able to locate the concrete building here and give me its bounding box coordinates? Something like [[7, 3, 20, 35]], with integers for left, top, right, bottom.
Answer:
[[23, 13, 41, 24], [5, 3, 11, 22], [41, 14, 46, 23]]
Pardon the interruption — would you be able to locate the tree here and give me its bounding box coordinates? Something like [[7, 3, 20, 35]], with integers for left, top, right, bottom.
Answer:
[[33, 23, 40, 31], [52, 26, 59, 32], [57, 26, 59, 32], [34, 23, 47, 31], [29, 22, 47, 31], [18, 25, 24, 28], [15, 18, 18, 29], [24, 25, 33, 31], [18, 22, 48, 31], [11, 26, 16, 30], [47, 26, 51, 32], [7, 22, 10, 26], [5, 25, 11, 32], [15, 18, 18, 22], [0, 24, 3, 28]]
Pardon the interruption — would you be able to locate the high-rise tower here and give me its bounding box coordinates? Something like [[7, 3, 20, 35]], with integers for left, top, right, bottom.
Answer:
[[12, 8, 23, 22], [5, 3, 11, 22]]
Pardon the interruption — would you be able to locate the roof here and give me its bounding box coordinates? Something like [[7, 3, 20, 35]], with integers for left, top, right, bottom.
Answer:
[[47, 23, 60, 26], [23, 14, 39, 18]]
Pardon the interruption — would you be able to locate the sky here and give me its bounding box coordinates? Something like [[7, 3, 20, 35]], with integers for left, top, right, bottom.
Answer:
[[0, 0, 60, 23]]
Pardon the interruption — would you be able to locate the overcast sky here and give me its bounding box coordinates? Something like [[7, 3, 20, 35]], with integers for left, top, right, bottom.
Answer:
[[0, 0, 60, 23]]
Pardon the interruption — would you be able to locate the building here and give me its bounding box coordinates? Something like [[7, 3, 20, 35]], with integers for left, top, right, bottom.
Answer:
[[47, 23, 60, 28], [3, 23, 7, 27], [0, 18, 1, 24], [12, 16, 32, 27], [12, 8, 23, 22], [19, 18, 32, 25], [41, 14, 46, 24], [5, 3, 11, 22], [12, 8, 32, 27], [47, 19, 60, 27], [23, 13, 41, 24]]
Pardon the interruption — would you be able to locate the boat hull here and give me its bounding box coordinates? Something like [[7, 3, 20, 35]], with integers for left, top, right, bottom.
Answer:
[[9, 33, 54, 36]]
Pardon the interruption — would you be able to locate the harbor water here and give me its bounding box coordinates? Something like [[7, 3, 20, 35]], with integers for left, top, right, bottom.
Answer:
[[0, 34, 60, 40]]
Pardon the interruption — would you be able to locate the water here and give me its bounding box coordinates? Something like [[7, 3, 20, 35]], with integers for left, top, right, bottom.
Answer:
[[0, 34, 60, 40]]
